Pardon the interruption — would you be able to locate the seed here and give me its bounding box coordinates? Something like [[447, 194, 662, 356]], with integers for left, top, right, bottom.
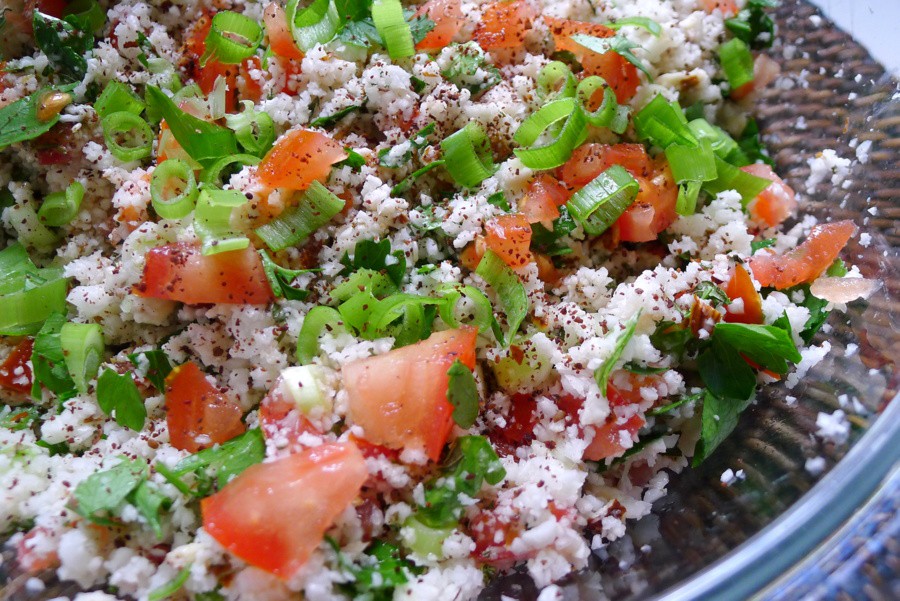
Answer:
[[36, 91, 73, 122]]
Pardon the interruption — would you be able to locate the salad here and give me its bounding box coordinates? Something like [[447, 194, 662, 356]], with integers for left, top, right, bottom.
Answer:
[[0, 0, 877, 599]]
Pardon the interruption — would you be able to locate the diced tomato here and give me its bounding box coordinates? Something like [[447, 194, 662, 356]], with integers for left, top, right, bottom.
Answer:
[[583, 414, 645, 461], [32, 124, 82, 166], [0, 338, 34, 393], [164, 362, 246, 453], [615, 161, 678, 243], [606, 371, 662, 407], [473, 0, 537, 50], [488, 392, 539, 456], [347, 433, 401, 461], [534, 253, 562, 285], [16, 527, 60, 573], [741, 163, 797, 228], [699, 0, 739, 16], [135, 243, 274, 305], [544, 16, 614, 54], [724, 264, 763, 324], [257, 129, 347, 191], [749, 220, 857, 290], [202, 442, 367, 579], [258, 378, 320, 449], [460, 237, 486, 271], [415, 0, 463, 52], [263, 2, 304, 60], [484, 214, 533, 270], [558, 143, 651, 189], [519, 174, 569, 227], [342, 327, 478, 462], [468, 510, 523, 567]]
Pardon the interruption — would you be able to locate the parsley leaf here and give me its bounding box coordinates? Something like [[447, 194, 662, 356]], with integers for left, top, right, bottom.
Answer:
[[624, 362, 669, 376], [340, 238, 406, 288], [440, 43, 502, 96], [131, 480, 171, 538], [96, 368, 147, 432], [694, 281, 731, 307], [604, 17, 662, 36], [649, 319, 694, 361], [570, 33, 653, 80], [30, 313, 77, 400], [486, 191, 510, 213], [595, 311, 642, 393], [530, 206, 577, 257], [378, 123, 436, 168], [390, 160, 445, 195], [336, 148, 367, 170], [334, 540, 414, 601], [693, 389, 752, 465], [258, 249, 316, 301], [0, 84, 77, 150], [725, 0, 778, 50], [0, 406, 41, 431], [310, 104, 363, 128], [406, 12, 436, 45], [649, 391, 702, 416], [127, 349, 173, 392], [148, 566, 192, 601], [697, 335, 756, 400], [337, 18, 383, 47], [73, 457, 148, 525], [32, 11, 93, 82], [736, 118, 774, 166], [446, 360, 479, 428], [159, 429, 265, 496], [751, 238, 776, 254], [475, 250, 528, 347]]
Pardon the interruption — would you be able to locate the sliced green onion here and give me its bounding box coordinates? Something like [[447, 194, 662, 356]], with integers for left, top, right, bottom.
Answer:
[[687, 118, 742, 162], [94, 81, 145, 119], [576, 76, 626, 131], [38, 181, 84, 227], [200, 153, 261, 188], [5, 201, 59, 252], [703, 156, 771, 204], [634, 94, 696, 149], [513, 98, 587, 170], [207, 75, 228, 121], [0, 273, 68, 336], [150, 159, 198, 219], [475, 250, 529, 347], [719, 38, 754, 90], [201, 11, 263, 66], [331, 269, 396, 303], [255, 181, 345, 251], [604, 16, 662, 36], [665, 139, 717, 184], [567, 164, 640, 236], [147, 566, 191, 601], [286, 0, 341, 52], [63, 0, 107, 33], [391, 160, 445, 196], [102, 111, 154, 162], [297, 306, 346, 364], [440, 123, 497, 188], [368, 294, 444, 333], [60, 322, 105, 394], [436, 284, 494, 333], [224, 100, 276, 157], [194, 189, 250, 255], [371, 0, 415, 59], [676, 180, 702, 216], [0, 244, 34, 293], [537, 61, 577, 100]]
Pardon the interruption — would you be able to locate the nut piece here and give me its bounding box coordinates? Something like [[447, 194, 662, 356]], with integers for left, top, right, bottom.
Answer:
[[36, 91, 73, 122]]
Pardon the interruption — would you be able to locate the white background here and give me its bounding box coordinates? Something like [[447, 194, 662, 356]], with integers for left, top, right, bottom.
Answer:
[[810, 0, 900, 74]]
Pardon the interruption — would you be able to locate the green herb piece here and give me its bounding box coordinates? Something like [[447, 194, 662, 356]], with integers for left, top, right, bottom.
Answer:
[[33, 11, 93, 81], [36, 439, 69, 455], [63, 0, 106, 33], [751, 238, 776, 253], [332, 539, 415, 601], [415, 436, 505, 529], [59, 321, 104, 394], [259, 249, 316, 300], [378, 123, 435, 168], [693, 281, 731, 307], [310, 104, 363, 128], [570, 33, 653, 79], [595, 311, 641, 393], [0, 406, 41, 431], [440, 42, 501, 96], [649, 391, 702, 416], [530, 206, 577, 257], [406, 10, 436, 45], [224, 101, 276, 157], [624, 362, 669, 376], [486, 191, 510, 213], [336, 148, 367, 170], [697, 335, 756, 400], [725, 0, 778, 50], [649, 319, 693, 362], [337, 18, 383, 47], [693, 389, 752, 465], [410, 75, 427, 93], [475, 250, 528, 347], [711, 322, 801, 375], [390, 160, 444, 195], [446, 359, 479, 428], [73, 457, 149, 525], [127, 349, 173, 392], [736, 118, 774, 166], [604, 17, 662, 36], [0, 84, 77, 149], [148, 566, 192, 601], [339, 238, 406, 288], [96, 368, 147, 432], [30, 313, 78, 400], [132, 480, 170, 538], [255, 181, 345, 252], [163, 429, 265, 495]]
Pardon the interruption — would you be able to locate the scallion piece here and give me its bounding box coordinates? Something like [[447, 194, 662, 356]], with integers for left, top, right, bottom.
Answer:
[[63, 0, 107, 33], [634, 94, 696, 149], [194, 189, 250, 255], [604, 16, 662, 36], [475, 250, 529, 347], [719, 38, 755, 91], [440, 122, 497, 188], [537, 61, 577, 100], [286, 0, 341, 52], [576, 76, 627, 132], [150, 159, 199, 220], [704, 156, 771, 203], [224, 100, 276, 157], [255, 181, 345, 251], [513, 97, 587, 170], [297, 305, 345, 364], [688, 118, 742, 163], [102, 111, 154, 162], [567, 164, 640, 236], [665, 139, 717, 184], [436, 284, 494, 334], [94, 81, 145, 119], [5, 201, 59, 251], [200, 153, 261, 188], [676, 180, 702, 216], [371, 0, 415, 59], [38, 181, 84, 227], [60, 322, 105, 394], [0, 273, 68, 336], [201, 11, 264, 66]]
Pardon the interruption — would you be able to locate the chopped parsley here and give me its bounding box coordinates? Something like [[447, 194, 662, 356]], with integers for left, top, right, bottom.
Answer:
[[446, 359, 479, 428], [96, 368, 147, 432]]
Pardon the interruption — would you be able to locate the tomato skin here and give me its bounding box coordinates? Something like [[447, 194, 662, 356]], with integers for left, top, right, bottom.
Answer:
[[202, 442, 367, 579], [263, 2, 304, 60], [724, 264, 764, 324], [520, 174, 569, 227], [135, 243, 273, 305], [741, 164, 797, 228], [558, 143, 651, 189], [343, 327, 478, 462], [473, 0, 536, 50], [484, 214, 533, 269], [583, 414, 645, 462], [257, 129, 347, 191], [489, 392, 539, 456], [0, 338, 34, 393], [415, 0, 463, 51], [700, 0, 739, 16], [749, 220, 857, 290], [164, 362, 246, 452]]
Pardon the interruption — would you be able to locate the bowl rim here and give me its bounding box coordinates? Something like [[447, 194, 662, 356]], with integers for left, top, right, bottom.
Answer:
[[651, 392, 900, 601]]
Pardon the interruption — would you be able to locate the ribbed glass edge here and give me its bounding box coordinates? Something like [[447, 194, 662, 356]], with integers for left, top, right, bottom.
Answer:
[[651, 393, 900, 601]]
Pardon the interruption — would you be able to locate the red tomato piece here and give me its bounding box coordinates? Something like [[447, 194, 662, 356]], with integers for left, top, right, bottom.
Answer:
[[202, 442, 367, 579], [583, 414, 645, 461], [0, 338, 34, 393], [342, 327, 478, 462], [615, 161, 678, 243], [16, 527, 60, 574], [488, 392, 539, 456], [258, 378, 320, 449], [460, 237, 486, 271], [724, 264, 764, 324], [484, 214, 533, 269], [415, 0, 463, 52], [699, 0, 739, 17], [731, 55, 781, 100], [135, 243, 274, 305], [558, 143, 651, 189], [741, 163, 797, 228], [263, 2, 304, 60], [164, 362, 245, 452], [473, 0, 537, 50], [469, 509, 523, 567], [257, 129, 347, 191], [749, 220, 857, 290], [519, 174, 569, 227]]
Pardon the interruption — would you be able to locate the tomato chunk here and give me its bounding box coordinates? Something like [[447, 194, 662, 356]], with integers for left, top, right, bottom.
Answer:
[[519, 174, 569, 227], [558, 143, 651, 189], [263, 2, 304, 60], [343, 327, 478, 462], [164, 362, 246, 452], [415, 0, 463, 51], [473, 0, 537, 50], [258, 377, 320, 450], [741, 164, 797, 228], [484, 214, 533, 269], [257, 129, 347, 191], [749, 220, 857, 290], [583, 414, 645, 461], [202, 442, 367, 579], [700, 0, 738, 16], [0, 338, 34, 393], [135, 243, 274, 305], [724, 264, 763, 324]]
